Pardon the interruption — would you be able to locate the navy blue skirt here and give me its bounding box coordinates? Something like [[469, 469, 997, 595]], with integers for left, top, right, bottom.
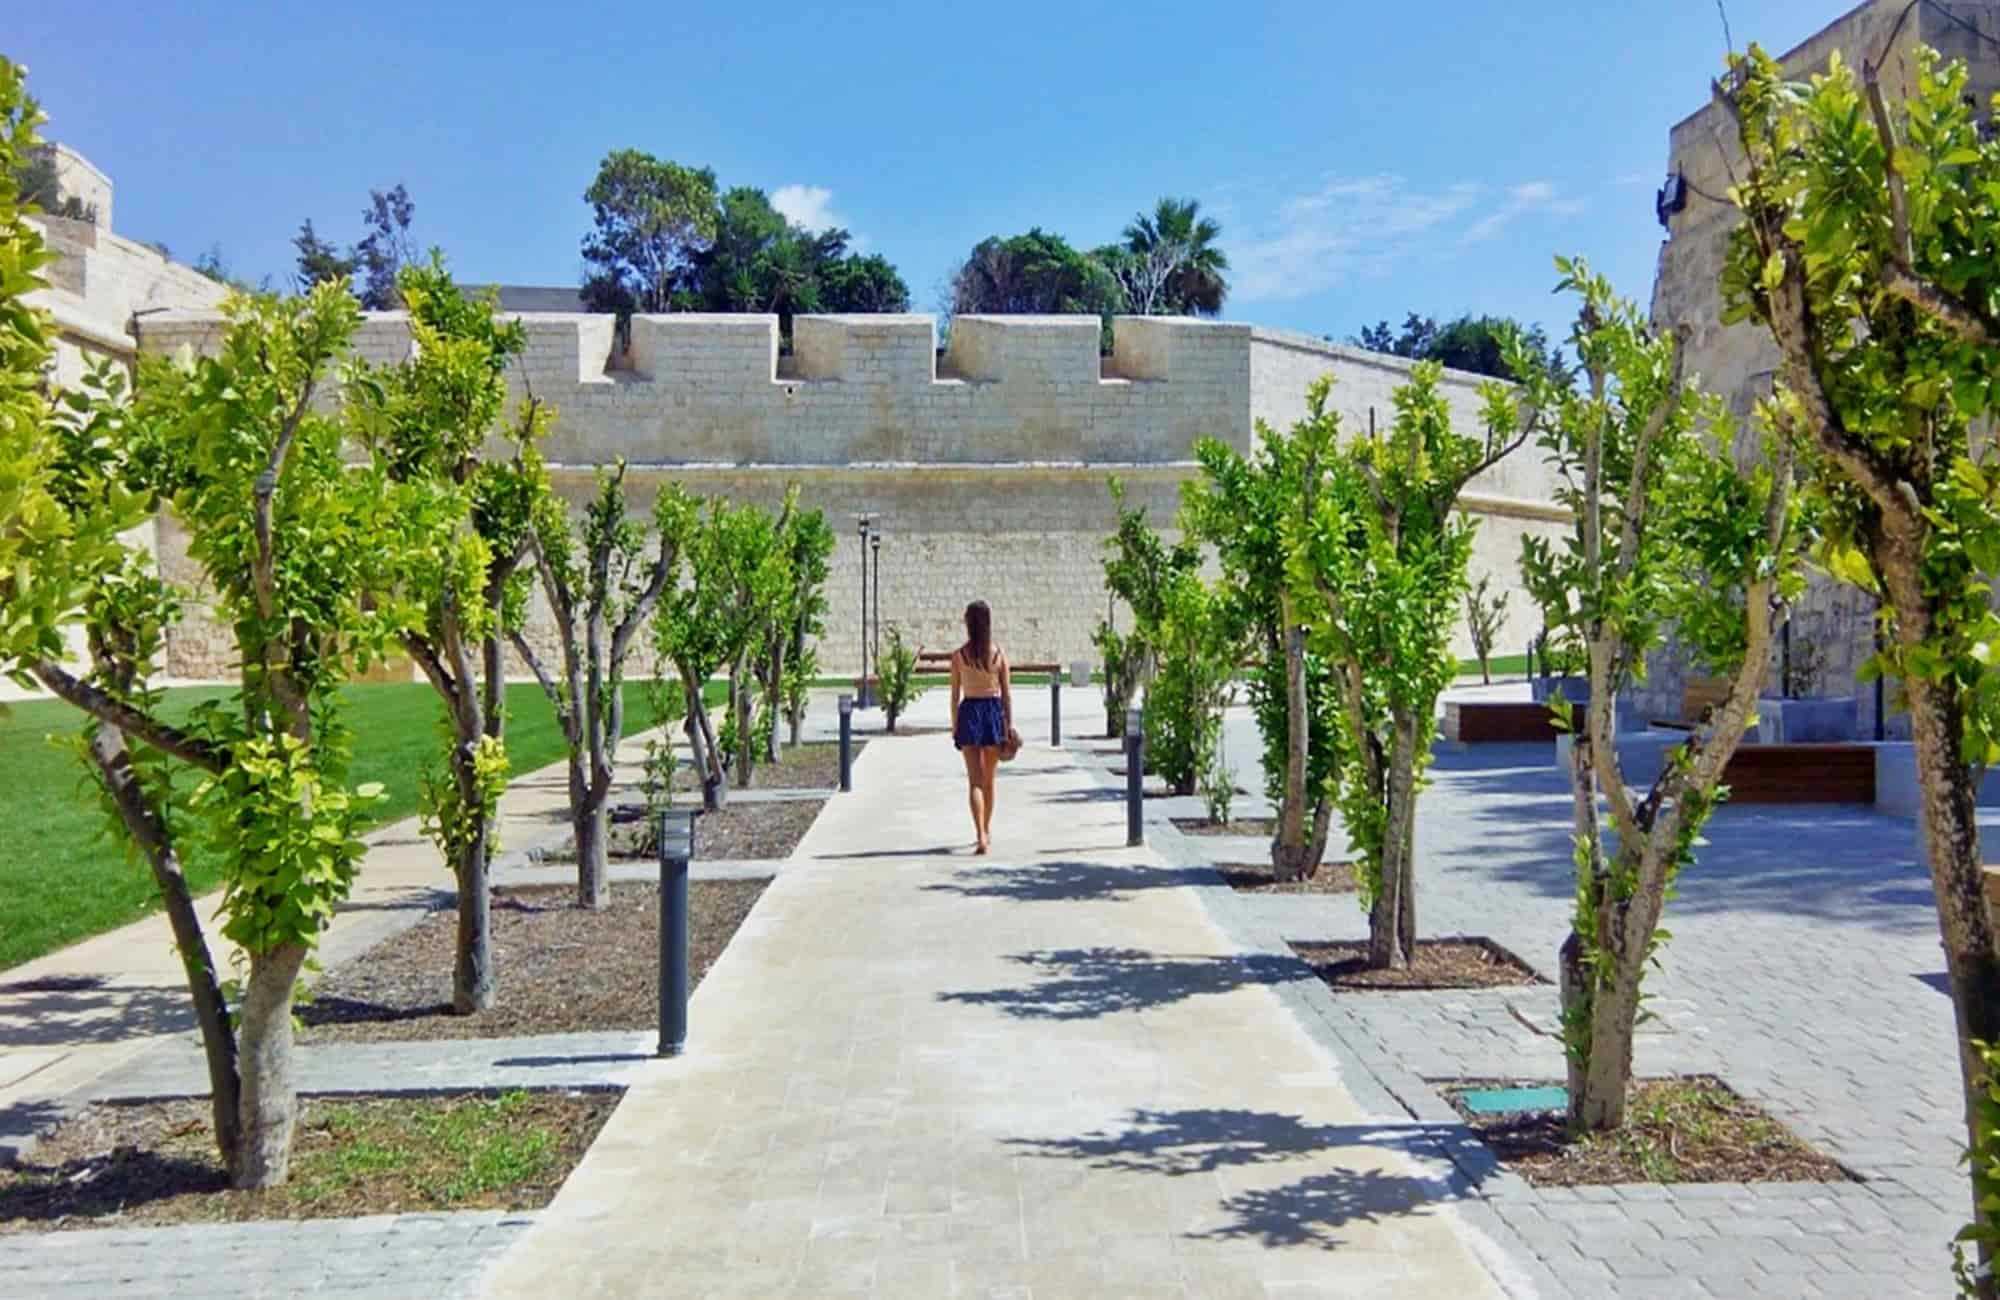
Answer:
[[955, 697, 1007, 750]]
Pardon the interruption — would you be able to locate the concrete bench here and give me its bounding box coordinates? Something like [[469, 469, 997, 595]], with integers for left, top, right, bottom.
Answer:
[[1558, 731, 1875, 803]]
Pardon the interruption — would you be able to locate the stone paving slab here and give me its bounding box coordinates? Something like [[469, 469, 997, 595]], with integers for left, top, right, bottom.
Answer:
[[479, 730, 1526, 1299], [1151, 710, 1970, 1299], [0, 1209, 534, 1299]]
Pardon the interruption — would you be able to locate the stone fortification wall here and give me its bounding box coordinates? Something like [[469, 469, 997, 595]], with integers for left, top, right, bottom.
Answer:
[[31, 213, 228, 389], [141, 310, 1567, 679], [1646, 0, 2000, 733]]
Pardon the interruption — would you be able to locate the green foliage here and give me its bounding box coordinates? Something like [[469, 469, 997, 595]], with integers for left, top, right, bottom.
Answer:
[[880, 623, 921, 731], [1144, 570, 1246, 798], [1957, 1039, 2000, 1295], [580, 150, 721, 315], [1184, 426, 1344, 812], [951, 228, 1126, 325], [689, 187, 910, 336], [1464, 574, 1508, 682], [1092, 619, 1145, 739], [1353, 312, 1573, 384], [653, 494, 785, 719]]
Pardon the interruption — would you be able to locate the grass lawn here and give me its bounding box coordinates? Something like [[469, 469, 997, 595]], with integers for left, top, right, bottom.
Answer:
[[0, 677, 715, 971]]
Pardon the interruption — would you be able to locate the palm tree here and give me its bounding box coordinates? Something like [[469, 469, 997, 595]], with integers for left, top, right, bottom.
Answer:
[[1122, 197, 1229, 317]]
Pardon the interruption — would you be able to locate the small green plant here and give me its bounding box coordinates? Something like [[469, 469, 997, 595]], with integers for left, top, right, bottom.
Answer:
[[1093, 618, 1148, 740], [1958, 1039, 2000, 1296], [880, 623, 921, 733], [1200, 745, 1235, 826], [1464, 574, 1509, 685], [639, 655, 683, 820], [1781, 630, 1826, 699]]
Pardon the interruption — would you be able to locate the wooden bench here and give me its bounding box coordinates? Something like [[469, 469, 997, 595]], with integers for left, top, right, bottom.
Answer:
[[1721, 743, 1875, 804], [1443, 700, 1559, 743]]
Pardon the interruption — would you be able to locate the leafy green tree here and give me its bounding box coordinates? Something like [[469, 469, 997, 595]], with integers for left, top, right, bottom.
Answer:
[[1287, 363, 1539, 968], [950, 228, 1125, 320], [350, 255, 550, 1014], [653, 497, 779, 809], [1354, 312, 1570, 384], [355, 184, 416, 310], [1463, 573, 1509, 685], [1093, 620, 1145, 740], [880, 623, 922, 733], [1725, 45, 2000, 1289], [719, 498, 789, 788], [517, 463, 695, 908], [1122, 196, 1229, 316], [1519, 261, 1807, 1133], [1185, 425, 1344, 877], [580, 150, 719, 315], [754, 490, 835, 755], [291, 219, 355, 294], [2, 70, 390, 1184], [820, 252, 911, 314]]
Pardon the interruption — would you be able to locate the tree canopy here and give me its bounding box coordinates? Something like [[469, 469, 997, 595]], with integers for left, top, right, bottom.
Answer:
[[1353, 312, 1571, 384], [950, 228, 1125, 319]]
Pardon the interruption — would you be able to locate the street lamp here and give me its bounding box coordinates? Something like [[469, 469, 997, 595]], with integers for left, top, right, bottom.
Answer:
[[855, 514, 875, 706], [870, 521, 882, 698]]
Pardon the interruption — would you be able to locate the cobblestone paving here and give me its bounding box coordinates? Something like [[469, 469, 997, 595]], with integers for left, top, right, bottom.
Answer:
[[1127, 710, 1967, 1299], [0, 1210, 534, 1299]]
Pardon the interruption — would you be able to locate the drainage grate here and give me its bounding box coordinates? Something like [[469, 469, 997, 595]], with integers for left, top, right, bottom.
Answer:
[[1457, 1084, 1567, 1115]]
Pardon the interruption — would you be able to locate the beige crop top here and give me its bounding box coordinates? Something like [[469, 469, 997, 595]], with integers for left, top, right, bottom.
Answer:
[[953, 646, 1007, 698]]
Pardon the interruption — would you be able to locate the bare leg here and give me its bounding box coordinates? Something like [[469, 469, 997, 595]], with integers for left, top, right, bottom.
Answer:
[[977, 747, 999, 847], [961, 748, 986, 852]]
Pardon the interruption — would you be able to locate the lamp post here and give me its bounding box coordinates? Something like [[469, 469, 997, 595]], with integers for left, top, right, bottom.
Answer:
[[870, 522, 882, 699], [855, 515, 874, 707], [656, 807, 697, 1057]]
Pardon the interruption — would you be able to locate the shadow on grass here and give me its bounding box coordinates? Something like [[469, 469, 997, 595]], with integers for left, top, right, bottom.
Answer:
[[1009, 1107, 1479, 1251], [923, 861, 1211, 904], [938, 947, 1305, 1020]]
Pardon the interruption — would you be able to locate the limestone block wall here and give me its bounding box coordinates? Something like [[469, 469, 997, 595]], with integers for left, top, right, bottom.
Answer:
[[139, 309, 1570, 678], [31, 214, 229, 390], [1643, 0, 2000, 732], [1247, 328, 1569, 660]]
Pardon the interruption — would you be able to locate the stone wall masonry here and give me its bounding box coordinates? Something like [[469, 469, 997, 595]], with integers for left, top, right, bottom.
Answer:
[[1644, 0, 2000, 736], [139, 309, 1571, 678]]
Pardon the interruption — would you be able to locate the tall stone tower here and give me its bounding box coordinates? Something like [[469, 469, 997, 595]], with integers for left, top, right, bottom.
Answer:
[[1646, 0, 2000, 735]]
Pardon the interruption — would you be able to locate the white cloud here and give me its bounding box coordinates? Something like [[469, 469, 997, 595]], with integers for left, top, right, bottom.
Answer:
[[771, 184, 843, 232], [1227, 175, 1589, 304]]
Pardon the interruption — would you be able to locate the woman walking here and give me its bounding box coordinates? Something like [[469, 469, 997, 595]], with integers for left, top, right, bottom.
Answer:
[[950, 600, 1014, 854]]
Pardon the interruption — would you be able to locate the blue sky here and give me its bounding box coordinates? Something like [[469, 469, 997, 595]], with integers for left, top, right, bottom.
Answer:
[[15, 0, 1845, 342]]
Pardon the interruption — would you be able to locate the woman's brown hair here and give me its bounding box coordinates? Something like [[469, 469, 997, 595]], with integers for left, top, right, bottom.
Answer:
[[963, 600, 993, 671]]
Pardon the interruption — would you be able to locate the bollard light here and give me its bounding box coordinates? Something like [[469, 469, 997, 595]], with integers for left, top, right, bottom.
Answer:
[[837, 693, 854, 793], [1050, 672, 1062, 747], [657, 807, 697, 1057]]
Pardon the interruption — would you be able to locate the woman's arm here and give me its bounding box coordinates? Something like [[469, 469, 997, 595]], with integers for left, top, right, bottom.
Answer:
[[999, 650, 1013, 731], [949, 653, 961, 721]]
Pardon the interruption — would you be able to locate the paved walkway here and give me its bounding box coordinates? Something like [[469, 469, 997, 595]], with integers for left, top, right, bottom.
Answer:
[[480, 696, 1522, 1299]]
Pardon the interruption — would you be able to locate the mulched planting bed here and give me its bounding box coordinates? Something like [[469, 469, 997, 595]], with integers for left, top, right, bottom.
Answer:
[[1290, 937, 1544, 991], [1441, 1076, 1854, 1186], [537, 797, 827, 863], [0, 1089, 615, 1232], [301, 880, 767, 1042], [1217, 860, 1359, 894], [671, 742, 862, 795], [1173, 817, 1276, 838]]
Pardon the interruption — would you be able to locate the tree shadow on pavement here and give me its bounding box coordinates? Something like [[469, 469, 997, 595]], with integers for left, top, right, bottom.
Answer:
[[923, 861, 1212, 904], [937, 947, 1305, 1020], [1008, 1107, 1479, 1251], [0, 983, 193, 1048]]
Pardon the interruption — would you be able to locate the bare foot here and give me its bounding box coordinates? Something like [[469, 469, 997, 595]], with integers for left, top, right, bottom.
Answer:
[[975, 839, 990, 856]]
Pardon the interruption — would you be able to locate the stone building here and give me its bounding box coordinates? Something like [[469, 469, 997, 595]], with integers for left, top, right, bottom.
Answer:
[[137, 309, 1570, 678], [1646, 0, 2000, 734], [6, 144, 229, 700]]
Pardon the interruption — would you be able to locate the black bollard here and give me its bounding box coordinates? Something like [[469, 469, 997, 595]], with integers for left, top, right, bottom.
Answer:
[[1050, 673, 1062, 747], [838, 693, 854, 793], [1125, 706, 1144, 847], [656, 808, 696, 1057]]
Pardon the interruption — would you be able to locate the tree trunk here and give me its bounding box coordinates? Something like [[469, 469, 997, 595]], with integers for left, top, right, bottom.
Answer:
[[733, 661, 755, 789], [1272, 618, 1315, 881], [234, 942, 309, 1189], [763, 640, 784, 763], [452, 814, 494, 1013], [1906, 675, 2000, 1272], [686, 680, 725, 811], [1479, 654, 1491, 686], [1367, 719, 1420, 969], [86, 726, 242, 1174], [571, 749, 606, 909], [1561, 927, 1639, 1132]]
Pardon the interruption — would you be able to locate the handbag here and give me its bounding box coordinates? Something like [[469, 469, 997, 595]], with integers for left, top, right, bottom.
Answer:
[[998, 727, 1023, 762]]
